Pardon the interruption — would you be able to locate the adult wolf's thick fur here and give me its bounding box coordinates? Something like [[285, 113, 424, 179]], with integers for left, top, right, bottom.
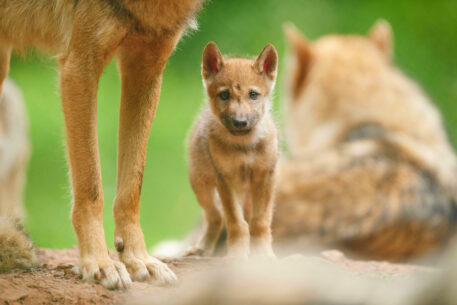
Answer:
[[0, 0, 203, 288], [274, 21, 457, 260], [0, 216, 38, 273]]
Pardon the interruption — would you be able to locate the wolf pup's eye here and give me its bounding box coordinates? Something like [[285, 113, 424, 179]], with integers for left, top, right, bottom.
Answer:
[[249, 90, 259, 100], [219, 90, 230, 101]]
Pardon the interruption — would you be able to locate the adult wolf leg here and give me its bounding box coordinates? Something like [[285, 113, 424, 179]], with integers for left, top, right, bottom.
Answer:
[[60, 17, 130, 289], [0, 45, 11, 96], [113, 32, 183, 284]]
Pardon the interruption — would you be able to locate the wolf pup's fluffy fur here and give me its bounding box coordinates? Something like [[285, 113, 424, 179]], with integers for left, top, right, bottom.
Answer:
[[186, 42, 279, 258], [273, 20, 457, 260], [0, 0, 203, 288]]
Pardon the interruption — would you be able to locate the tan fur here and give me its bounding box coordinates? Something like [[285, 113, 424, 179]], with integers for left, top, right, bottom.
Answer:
[[273, 21, 457, 260], [0, 78, 28, 220], [186, 43, 279, 258], [0, 0, 203, 288]]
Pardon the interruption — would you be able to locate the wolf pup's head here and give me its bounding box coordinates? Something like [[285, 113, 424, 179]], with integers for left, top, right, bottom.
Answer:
[[202, 42, 278, 136]]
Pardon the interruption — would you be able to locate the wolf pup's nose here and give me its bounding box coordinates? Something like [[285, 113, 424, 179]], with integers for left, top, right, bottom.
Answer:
[[232, 118, 248, 128]]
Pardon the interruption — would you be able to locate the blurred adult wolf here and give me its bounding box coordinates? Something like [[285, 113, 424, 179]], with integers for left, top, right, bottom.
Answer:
[[274, 20, 457, 260], [0, 79, 28, 220], [0, 0, 203, 288], [0, 79, 37, 273]]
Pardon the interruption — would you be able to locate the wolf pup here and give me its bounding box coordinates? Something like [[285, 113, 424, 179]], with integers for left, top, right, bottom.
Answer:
[[187, 42, 279, 258], [0, 0, 203, 288]]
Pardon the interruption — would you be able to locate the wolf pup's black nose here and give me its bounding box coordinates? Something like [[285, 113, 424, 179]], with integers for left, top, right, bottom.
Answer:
[[232, 118, 248, 128]]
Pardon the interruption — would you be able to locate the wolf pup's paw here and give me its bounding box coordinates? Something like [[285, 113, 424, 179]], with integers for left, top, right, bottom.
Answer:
[[80, 258, 132, 290], [250, 240, 276, 259]]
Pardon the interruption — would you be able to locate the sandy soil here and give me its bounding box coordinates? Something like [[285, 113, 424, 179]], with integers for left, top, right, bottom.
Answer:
[[0, 248, 432, 305]]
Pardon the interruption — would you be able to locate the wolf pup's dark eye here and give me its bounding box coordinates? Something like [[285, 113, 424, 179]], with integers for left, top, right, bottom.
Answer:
[[249, 90, 259, 100], [219, 90, 230, 101]]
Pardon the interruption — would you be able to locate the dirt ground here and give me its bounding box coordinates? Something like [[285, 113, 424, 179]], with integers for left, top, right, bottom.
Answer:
[[0, 248, 432, 305]]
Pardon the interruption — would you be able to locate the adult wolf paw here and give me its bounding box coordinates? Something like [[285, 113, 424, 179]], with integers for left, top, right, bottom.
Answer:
[[120, 252, 177, 285], [80, 258, 132, 290]]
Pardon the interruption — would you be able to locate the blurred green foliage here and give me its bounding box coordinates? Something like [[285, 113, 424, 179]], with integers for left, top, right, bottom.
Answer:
[[9, 0, 457, 249]]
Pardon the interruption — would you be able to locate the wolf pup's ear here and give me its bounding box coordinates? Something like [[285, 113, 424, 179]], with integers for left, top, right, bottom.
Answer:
[[254, 44, 278, 81], [284, 23, 312, 99], [369, 19, 393, 58], [202, 42, 223, 80]]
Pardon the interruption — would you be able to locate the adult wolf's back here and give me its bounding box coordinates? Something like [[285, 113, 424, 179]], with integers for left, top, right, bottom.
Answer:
[[0, 0, 203, 288], [275, 21, 457, 260]]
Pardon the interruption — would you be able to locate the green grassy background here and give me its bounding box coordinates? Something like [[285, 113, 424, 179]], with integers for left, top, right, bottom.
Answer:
[[9, 0, 456, 249]]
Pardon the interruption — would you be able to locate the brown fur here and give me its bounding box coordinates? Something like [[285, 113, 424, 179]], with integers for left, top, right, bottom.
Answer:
[[0, 0, 203, 288], [273, 21, 457, 260], [186, 43, 279, 258]]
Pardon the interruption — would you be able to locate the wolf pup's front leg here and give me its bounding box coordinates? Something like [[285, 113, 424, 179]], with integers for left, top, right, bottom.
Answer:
[[249, 166, 277, 257], [187, 42, 279, 258]]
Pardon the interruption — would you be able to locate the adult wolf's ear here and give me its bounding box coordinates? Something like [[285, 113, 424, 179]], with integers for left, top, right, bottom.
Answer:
[[202, 42, 223, 80], [254, 44, 278, 81], [369, 19, 393, 58], [283, 23, 312, 99]]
